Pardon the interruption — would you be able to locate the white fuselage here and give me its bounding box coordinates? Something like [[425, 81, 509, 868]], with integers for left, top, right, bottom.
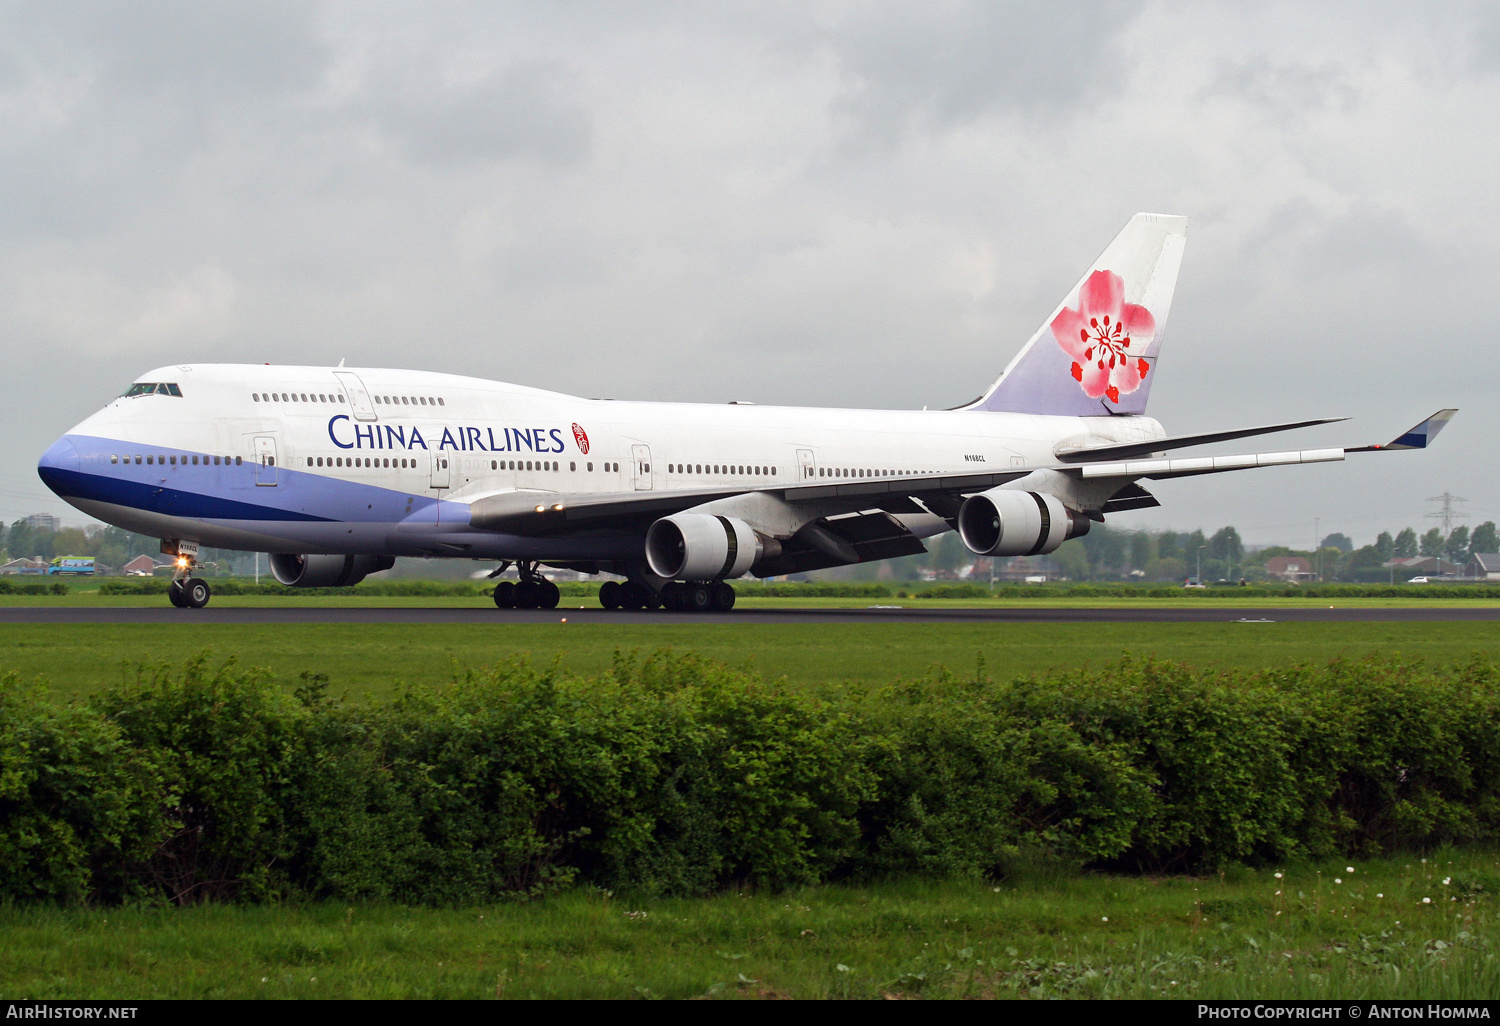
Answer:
[[40, 363, 1165, 563]]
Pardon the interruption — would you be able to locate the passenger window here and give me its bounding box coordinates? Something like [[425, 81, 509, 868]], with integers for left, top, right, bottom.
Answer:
[[110, 455, 118, 464], [438, 398, 445, 406], [253, 394, 260, 402]]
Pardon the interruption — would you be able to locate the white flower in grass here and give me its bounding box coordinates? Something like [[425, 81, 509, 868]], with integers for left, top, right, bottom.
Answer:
[[1423, 897, 1432, 904], [1443, 877, 1452, 886], [1347, 867, 1355, 874]]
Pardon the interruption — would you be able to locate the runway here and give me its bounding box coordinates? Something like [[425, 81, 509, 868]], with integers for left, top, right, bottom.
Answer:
[[3, 605, 1500, 625]]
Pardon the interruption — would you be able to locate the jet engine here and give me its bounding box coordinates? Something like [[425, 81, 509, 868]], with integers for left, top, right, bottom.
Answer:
[[645, 513, 764, 580], [956, 489, 1088, 557], [269, 553, 395, 588]]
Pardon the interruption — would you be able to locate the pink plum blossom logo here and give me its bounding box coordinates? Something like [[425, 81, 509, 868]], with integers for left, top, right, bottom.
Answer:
[[1051, 269, 1156, 404]]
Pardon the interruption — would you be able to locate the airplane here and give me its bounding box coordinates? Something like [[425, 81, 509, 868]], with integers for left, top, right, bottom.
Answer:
[[36, 213, 1455, 611]]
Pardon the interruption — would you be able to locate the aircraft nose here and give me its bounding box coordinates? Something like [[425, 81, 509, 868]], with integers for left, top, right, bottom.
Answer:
[[37, 436, 81, 495]]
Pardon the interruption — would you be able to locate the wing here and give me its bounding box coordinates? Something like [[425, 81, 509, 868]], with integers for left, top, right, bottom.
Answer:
[[1054, 416, 1347, 463], [463, 410, 1456, 538]]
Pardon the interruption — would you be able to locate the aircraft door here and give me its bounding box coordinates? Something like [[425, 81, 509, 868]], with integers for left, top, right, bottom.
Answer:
[[797, 448, 817, 481], [334, 372, 379, 422], [254, 435, 279, 486], [430, 454, 450, 491], [632, 444, 653, 491]]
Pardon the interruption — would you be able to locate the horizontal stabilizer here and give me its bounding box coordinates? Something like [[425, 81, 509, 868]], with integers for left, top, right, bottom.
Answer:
[[1055, 416, 1347, 464], [1347, 409, 1458, 452]]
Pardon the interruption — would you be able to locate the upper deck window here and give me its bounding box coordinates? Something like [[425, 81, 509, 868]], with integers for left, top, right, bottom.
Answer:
[[121, 382, 182, 398]]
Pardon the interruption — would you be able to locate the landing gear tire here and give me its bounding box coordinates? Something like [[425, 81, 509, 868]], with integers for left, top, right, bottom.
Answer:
[[599, 580, 622, 609], [711, 582, 736, 612], [659, 582, 684, 611], [183, 578, 211, 608], [169, 577, 210, 609], [493, 581, 516, 608], [687, 582, 713, 612], [619, 581, 646, 610], [515, 580, 541, 609], [538, 580, 561, 609]]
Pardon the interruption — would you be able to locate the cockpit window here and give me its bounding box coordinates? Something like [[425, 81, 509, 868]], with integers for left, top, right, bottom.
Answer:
[[121, 383, 183, 398]]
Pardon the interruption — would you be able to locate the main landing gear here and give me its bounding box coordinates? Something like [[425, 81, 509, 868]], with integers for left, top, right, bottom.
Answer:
[[597, 579, 736, 612], [167, 561, 211, 609], [491, 561, 561, 610]]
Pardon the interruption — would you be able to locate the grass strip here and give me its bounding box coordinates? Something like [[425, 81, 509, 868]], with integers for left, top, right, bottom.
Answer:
[[2, 850, 1497, 999]]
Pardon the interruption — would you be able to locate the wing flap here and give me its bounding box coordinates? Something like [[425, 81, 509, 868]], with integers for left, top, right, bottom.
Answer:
[[1054, 416, 1347, 463], [1077, 447, 1345, 481]]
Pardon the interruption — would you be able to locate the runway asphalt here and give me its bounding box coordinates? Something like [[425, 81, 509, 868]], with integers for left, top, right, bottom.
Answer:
[[3, 605, 1500, 625]]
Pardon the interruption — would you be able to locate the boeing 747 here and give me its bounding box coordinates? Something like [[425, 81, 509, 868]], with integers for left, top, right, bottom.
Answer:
[[36, 214, 1455, 610]]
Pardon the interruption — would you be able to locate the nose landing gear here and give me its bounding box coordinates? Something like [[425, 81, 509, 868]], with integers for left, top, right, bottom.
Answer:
[[167, 557, 211, 609]]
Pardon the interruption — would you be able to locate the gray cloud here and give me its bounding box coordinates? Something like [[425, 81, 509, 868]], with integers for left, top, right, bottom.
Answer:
[[373, 59, 592, 166], [829, 1, 1144, 143]]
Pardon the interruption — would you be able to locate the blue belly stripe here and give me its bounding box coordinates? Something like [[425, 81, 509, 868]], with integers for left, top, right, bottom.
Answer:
[[38, 466, 334, 522]]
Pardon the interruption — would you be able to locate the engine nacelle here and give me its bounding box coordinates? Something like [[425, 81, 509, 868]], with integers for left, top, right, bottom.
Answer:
[[645, 513, 763, 580], [956, 489, 1087, 557], [268, 553, 395, 588]]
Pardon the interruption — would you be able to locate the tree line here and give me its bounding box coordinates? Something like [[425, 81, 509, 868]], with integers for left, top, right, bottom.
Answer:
[[1037, 520, 1499, 584], [5, 514, 1495, 584]]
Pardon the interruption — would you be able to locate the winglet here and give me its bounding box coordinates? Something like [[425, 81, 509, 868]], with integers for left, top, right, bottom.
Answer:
[[1349, 409, 1457, 452]]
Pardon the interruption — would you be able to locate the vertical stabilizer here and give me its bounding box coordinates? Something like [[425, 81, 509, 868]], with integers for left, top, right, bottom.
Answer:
[[969, 213, 1187, 416]]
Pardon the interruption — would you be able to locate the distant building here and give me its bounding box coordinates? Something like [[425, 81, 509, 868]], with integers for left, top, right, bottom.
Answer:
[[23, 513, 59, 532], [1265, 556, 1316, 583], [121, 554, 163, 575], [1383, 556, 1461, 578], [1466, 553, 1500, 580], [0, 557, 47, 574], [997, 556, 1053, 582], [121, 554, 158, 574]]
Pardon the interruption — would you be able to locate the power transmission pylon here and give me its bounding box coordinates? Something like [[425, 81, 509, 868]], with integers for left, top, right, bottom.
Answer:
[[1426, 492, 1469, 535]]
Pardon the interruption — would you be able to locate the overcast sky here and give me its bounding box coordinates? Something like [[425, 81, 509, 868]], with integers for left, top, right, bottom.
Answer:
[[3, 0, 1496, 548]]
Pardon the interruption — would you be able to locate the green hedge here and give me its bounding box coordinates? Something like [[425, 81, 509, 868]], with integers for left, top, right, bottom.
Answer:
[[5, 652, 1500, 904], [0, 579, 68, 595]]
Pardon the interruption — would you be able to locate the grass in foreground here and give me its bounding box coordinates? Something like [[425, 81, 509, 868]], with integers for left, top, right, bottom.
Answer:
[[4, 850, 1498, 999], [5, 621, 1500, 703]]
